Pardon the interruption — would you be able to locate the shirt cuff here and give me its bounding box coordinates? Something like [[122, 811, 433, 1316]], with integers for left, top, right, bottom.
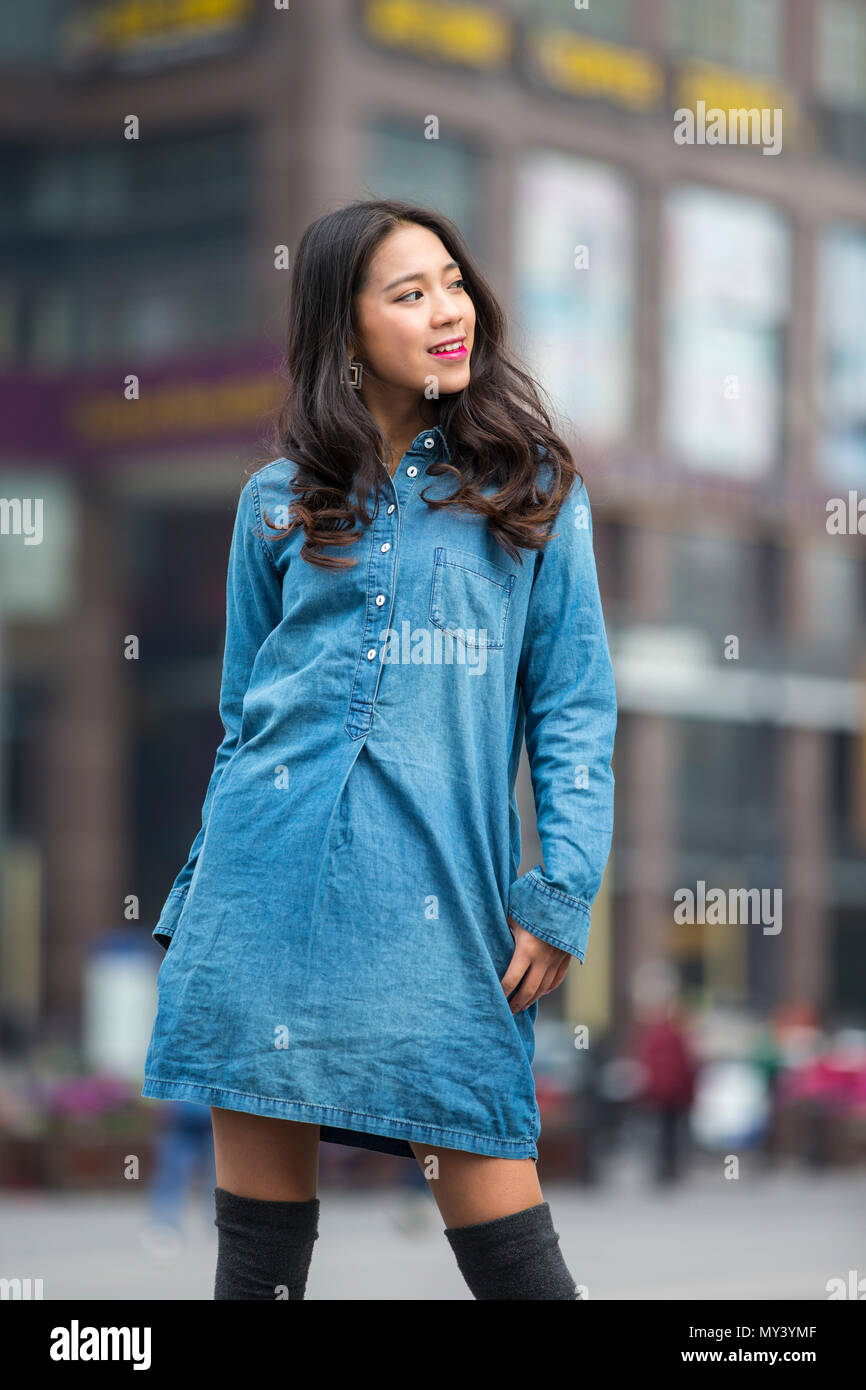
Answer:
[[506, 868, 592, 963], [152, 887, 189, 951]]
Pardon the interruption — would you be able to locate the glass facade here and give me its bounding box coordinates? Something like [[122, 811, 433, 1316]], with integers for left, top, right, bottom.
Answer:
[[126, 501, 236, 914], [28, 254, 253, 368], [664, 0, 782, 76], [4, 128, 253, 368], [799, 545, 865, 676], [667, 528, 783, 655], [359, 119, 481, 253], [661, 716, 783, 1010], [817, 0, 866, 109], [513, 151, 635, 444], [505, 0, 635, 42], [817, 223, 866, 488], [674, 719, 781, 864], [829, 730, 866, 865], [0, 0, 66, 65], [661, 185, 791, 477]]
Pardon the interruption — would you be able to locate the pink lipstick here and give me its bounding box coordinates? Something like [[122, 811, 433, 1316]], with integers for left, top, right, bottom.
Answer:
[[428, 339, 468, 360]]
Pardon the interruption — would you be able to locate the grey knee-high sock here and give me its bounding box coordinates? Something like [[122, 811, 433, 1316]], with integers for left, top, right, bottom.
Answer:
[[213, 1186, 320, 1300], [444, 1200, 579, 1301]]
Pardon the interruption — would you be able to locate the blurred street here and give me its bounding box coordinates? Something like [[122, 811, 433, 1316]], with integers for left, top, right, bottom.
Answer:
[[3, 1160, 862, 1301]]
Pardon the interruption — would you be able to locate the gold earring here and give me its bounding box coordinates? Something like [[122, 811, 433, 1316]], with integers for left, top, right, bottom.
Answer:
[[347, 357, 363, 389]]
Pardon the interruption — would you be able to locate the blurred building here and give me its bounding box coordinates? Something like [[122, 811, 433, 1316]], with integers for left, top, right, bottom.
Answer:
[[0, 0, 864, 1047]]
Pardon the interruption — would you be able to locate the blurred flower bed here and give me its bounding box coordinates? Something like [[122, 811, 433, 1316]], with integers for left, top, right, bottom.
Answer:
[[1, 1018, 865, 1190], [0, 1044, 154, 1190]]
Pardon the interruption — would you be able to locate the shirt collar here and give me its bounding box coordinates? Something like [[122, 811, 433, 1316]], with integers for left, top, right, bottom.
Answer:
[[407, 424, 451, 463]]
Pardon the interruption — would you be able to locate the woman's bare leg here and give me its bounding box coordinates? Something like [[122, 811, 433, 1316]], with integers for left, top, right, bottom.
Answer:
[[407, 1141, 543, 1227], [410, 1142, 577, 1299], [211, 1108, 320, 1200]]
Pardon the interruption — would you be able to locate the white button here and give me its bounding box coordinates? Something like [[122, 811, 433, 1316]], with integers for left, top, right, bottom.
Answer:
[[375, 594, 385, 606], [387, 504, 395, 514], [407, 466, 418, 477], [380, 542, 391, 553], [424, 436, 434, 448], [366, 648, 377, 660]]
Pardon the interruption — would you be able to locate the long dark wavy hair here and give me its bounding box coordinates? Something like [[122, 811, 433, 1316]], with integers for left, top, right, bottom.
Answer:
[[251, 198, 582, 570]]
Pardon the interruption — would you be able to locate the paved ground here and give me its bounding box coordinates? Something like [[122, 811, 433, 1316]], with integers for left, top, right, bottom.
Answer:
[[2, 1156, 862, 1300]]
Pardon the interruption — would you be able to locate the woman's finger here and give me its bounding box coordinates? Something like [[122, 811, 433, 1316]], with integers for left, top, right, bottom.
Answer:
[[500, 943, 532, 1001], [508, 963, 548, 1013]]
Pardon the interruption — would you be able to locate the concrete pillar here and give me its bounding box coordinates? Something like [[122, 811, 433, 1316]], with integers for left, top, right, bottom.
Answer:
[[780, 727, 829, 1012], [40, 482, 126, 1034], [617, 712, 675, 1023]]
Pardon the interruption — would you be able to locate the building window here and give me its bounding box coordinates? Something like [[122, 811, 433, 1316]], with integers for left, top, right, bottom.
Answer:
[[799, 545, 864, 671], [829, 730, 866, 862], [506, 0, 634, 43], [667, 528, 781, 650], [0, 0, 66, 65], [662, 185, 790, 477], [817, 0, 866, 110], [28, 253, 254, 369], [665, 0, 782, 76], [25, 128, 250, 235], [674, 719, 780, 861], [6, 129, 253, 367], [359, 120, 481, 253], [817, 223, 866, 489], [513, 151, 635, 446]]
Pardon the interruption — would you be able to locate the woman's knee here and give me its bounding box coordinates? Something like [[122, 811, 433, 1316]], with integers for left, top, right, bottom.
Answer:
[[408, 1141, 542, 1227], [210, 1109, 320, 1200]]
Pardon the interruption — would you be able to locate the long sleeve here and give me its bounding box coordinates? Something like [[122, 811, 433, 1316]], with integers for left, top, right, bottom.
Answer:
[[507, 474, 617, 963], [152, 474, 283, 950]]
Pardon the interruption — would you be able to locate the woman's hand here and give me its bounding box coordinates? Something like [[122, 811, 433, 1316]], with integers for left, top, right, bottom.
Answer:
[[501, 916, 571, 1013]]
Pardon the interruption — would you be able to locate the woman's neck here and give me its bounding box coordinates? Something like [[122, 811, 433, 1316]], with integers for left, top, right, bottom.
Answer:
[[361, 386, 439, 475]]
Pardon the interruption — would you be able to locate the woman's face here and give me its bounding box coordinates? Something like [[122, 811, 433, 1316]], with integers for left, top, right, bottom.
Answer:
[[350, 222, 475, 397]]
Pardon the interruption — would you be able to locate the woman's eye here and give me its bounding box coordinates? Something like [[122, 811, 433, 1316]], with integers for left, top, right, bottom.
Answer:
[[396, 279, 466, 303]]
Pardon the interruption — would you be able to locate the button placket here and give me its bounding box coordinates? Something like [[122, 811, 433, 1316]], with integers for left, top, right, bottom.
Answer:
[[344, 431, 445, 740]]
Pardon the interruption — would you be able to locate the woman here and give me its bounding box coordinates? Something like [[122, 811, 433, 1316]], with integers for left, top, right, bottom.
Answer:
[[142, 198, 617, 1300]]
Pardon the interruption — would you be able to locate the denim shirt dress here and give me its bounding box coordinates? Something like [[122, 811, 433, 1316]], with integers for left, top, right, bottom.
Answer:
[[141, 426, 617, 1160]]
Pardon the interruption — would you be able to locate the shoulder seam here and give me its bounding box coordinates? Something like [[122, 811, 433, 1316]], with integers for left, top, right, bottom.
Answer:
[[251, 455, 293, 481]]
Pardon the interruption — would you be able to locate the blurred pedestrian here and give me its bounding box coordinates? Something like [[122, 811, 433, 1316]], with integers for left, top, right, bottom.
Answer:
[[627, 961, 698, 1185], [145, 1099, 216, 1238], [749, 1022, 785, 1168]]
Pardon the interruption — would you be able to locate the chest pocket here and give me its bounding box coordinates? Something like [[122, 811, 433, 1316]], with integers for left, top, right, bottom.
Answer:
[[429, 546, 516, 650]]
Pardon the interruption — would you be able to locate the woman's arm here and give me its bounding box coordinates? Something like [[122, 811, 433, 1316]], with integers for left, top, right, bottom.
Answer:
[[152, 474, 283, 950], [506, 473, 617, 967]]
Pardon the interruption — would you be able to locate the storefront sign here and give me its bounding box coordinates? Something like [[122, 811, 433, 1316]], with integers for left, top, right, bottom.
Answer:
[[361, 0, 510, 71], [523, 28, 663, 113], [62, 0, 258, 74], [673, 61, 811, 152], [0, 346, 282, 464]]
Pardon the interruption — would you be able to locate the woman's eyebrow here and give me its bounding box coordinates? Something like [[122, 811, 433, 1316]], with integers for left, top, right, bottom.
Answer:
[[382, 260, 461, 292]]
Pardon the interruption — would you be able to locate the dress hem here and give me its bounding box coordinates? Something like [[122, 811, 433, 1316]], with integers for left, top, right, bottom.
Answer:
[[141, 1075, 540, 1162]]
